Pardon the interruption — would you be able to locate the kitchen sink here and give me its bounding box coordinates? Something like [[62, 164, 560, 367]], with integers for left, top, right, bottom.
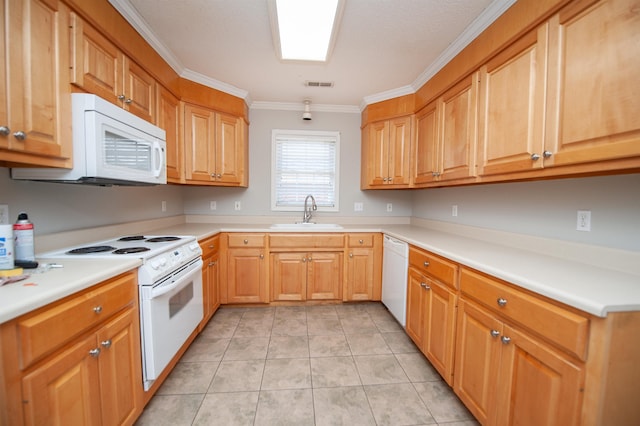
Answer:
[[270, 223, 343, 230]]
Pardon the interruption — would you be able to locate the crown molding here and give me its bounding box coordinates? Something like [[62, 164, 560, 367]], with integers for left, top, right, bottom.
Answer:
[[410, 0, 517, 92], [250, 101, 360, 114], [180, 69, 250, 101], [108, 0, 185, 74], [361, 85, 415, 110]]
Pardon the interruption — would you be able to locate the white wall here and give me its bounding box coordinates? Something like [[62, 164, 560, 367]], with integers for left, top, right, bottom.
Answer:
[[182, 108, 414, 219], [0, 167, 184, 235], [412, 173, 640, 251]]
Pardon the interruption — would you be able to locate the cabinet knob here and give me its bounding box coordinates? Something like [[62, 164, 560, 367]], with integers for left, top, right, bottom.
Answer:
[[543, 150, 553, 158], [217, 174, 222, 179], [118, 94, 126, 101], [388, 177, 393, 183], [490, 329, 500, 338], [501, 336, 511, 345], [308, 256, 312, 261], [383, 177, 388, 182], [243, 239, 248, 244], [359, 239, 364, 244], [0, 126, 9, 136], [209, 261, 217, 266], [423, 261, 430, 267], [13, 131, 26, 141], [211, 173, 216, 178], [124, 98, 133, 104], [101, 340, 112, 349], [209, 245, 215, 249], [93, 306, 103, 314], [432, 172, 441, 177], [497, 298, 507, 307], [349, 252, 353, 258], [531, 153, 541, 161], [259, 254, 264, 259], [89, 348, 101, 357], [420, 282, 431, 290], [302, 257, 307, 262]]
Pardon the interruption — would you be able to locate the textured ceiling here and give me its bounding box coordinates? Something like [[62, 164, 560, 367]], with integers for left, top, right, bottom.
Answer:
[[112, 0, 515, 110]]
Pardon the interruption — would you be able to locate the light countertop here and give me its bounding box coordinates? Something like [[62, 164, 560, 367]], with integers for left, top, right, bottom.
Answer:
[[1, 221, 638, 323], [0, 258, 141, 323]]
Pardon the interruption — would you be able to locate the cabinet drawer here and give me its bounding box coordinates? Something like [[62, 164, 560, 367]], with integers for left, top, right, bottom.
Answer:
[[460, 267, 589, 360], [227, 233, 266, 248], [200, 234, 220, 257], [408, 247, 457, 289], [347, 233, 375, 247], [17, 272, 137, 369], [269, 233, 344, 249]]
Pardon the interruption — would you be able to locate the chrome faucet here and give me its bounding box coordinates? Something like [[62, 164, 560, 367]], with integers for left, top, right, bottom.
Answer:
[[302, 195, 317, 223]]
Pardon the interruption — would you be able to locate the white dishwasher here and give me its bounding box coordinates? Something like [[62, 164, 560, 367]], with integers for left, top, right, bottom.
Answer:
[[382, 234, 409, 327]]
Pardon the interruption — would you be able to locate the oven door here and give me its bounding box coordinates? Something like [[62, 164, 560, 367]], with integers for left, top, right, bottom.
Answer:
[[139, 258, 203, 390]]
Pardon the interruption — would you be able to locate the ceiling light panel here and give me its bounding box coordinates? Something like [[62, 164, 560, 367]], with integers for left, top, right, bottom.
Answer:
[[272, 0, 342, 62]]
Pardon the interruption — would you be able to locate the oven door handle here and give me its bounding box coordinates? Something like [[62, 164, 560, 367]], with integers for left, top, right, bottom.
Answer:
[[148, 260, 202, 299]]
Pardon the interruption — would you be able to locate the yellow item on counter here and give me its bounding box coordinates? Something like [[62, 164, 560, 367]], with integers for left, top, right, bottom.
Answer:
[[0, 267, 24, 277]]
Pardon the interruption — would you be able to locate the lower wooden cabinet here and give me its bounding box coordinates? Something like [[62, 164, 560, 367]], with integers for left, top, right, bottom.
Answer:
[[344, 233, 382, 301], [405, 248, 457, 385], [220, 233, 268, 304], [0, 272, 143, 426], [199, 235, 220, 330], [271, 252, 343, 301], [454, 298, 584, 426]]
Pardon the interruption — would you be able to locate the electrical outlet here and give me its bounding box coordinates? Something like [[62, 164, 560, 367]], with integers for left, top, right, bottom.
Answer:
[[452, 205, 458, 217], [0, 204, 8, 224], [210, 201, 217, 210], [234, 201, 242, 211], [161, 201, 167, 212], [577, 210, 591, 232], [386, 203, 393, 212], [354, 202, 363, 212]]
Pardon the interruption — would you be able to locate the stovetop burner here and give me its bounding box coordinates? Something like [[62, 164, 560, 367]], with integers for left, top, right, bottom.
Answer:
[[146, 236, 181, 243], [113, 247, 151, 254], [67, 245, 117, 255], [118, 235, 147, 241]]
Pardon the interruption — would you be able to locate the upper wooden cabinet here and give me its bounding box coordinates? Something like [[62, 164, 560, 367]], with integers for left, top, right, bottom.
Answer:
[[156, 85, 182, 183], [477, 24, 549, 177], [413, 73, 478, 186], [361, 115, 412, 188], [0, 0, 72, 168], [183, 103, 247, 186], [543, 0, 640, 168], [70, 13, 156, 122]]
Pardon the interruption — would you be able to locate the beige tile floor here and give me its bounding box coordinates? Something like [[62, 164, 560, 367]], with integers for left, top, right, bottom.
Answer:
[[135, 303, 478, 426]]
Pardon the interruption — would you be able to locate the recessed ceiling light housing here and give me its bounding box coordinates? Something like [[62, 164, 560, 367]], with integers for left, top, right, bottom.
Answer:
[[268, 0, 344, 62]]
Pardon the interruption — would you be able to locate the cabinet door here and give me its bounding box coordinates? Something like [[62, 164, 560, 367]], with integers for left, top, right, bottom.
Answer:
[[497, 325, 583, 426], [405, 268, 427, 347], [200, 251, 219, 329], [184, 103, 216, 183], [345, 247, 374, 301], [2, 0, 72, 167], [477, 23, 548, 176], [96, 308, 143, 426], [123, 57, 155, 122], [307, 252, 343, 300], [439, 74, 478, 182], [423, 279, 457, 386], [70, 14, 123, 105], [368, 120, 389, 186], [388, 116, 411, 185], [226, 248, 267, 303], [544, 0, 640, 168], [157, 85, 182, 182], [453, 299, 502, 425], [271, 252, 307, 301], [413, 101, 439, 185], [215, 112, 244, 185], [21, 334, 102, 426]]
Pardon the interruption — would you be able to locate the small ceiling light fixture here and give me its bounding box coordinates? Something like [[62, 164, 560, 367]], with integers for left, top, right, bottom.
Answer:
[[269, 0, 344, 62], [302, 100, 312, 121]]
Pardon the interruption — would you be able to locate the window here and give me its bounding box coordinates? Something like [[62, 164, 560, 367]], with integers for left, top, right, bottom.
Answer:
[[271, 129, 340, 212]]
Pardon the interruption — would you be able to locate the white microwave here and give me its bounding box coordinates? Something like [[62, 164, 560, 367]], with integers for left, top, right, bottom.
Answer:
[[12, 94, 167, 186]]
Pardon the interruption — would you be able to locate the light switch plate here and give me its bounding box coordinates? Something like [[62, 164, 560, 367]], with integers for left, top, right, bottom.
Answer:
[[0, 204, 8, 224]]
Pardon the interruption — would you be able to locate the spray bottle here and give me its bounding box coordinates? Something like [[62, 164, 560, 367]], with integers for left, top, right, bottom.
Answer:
[[14, 212, 35, 262]]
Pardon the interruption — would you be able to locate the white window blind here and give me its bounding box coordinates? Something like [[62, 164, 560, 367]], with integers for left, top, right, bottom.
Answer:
[[272, 130, 340, 211]]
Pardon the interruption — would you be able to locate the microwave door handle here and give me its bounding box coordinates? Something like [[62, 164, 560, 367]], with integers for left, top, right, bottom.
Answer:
[[152, 141, 164, 177]]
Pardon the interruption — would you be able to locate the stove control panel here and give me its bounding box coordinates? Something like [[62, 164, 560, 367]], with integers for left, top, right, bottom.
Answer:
[[141, 242, 202, 283]]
